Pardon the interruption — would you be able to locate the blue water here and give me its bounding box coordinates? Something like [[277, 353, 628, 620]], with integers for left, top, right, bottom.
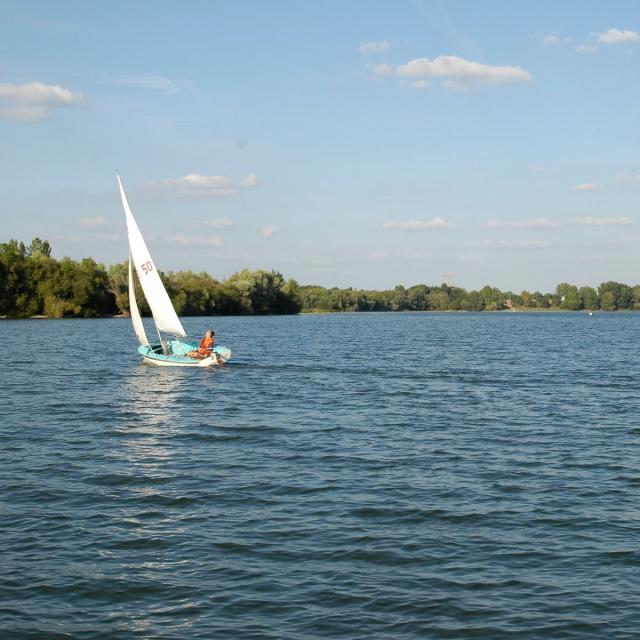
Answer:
[[2, 312, 640, 639]]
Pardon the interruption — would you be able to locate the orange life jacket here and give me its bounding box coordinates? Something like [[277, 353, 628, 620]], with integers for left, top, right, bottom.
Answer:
[[198, 336, 214, 354]]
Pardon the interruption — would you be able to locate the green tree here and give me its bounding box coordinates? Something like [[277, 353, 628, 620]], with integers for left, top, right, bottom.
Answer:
[[0, 240, 32, 316], [479, 285, 505, 311], [460, 290, 484, 311], [226, 269, 301, 314], [406, 285, 430, 311], [600, 291, 615, 311], [107, 261, 130, 315], [599, 281, 633, 310], [579, 286, 598, 311], [520, 290, 532, 308], [556, 283, 581, 310], [427, 289, 450, 311], [28, 237, 52, 258]]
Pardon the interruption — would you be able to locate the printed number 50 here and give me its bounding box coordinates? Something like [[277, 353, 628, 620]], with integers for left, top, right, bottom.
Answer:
[[141, 261, 153, 274]]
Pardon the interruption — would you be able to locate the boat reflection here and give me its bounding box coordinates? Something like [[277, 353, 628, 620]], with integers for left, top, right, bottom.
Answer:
[[112, 367, 194, 498]]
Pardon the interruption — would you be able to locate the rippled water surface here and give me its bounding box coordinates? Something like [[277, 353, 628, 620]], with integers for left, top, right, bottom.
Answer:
[[2, 312, 640, 639]]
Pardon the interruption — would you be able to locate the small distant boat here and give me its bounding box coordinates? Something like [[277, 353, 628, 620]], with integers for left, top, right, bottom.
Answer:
[[117, 174, 231, 367]]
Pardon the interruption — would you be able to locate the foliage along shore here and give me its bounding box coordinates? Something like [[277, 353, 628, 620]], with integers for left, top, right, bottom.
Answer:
[[2, 238, 640, 318]]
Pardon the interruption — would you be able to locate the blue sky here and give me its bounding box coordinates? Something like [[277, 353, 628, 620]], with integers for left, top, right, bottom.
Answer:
[[1, 0, 639, 291]]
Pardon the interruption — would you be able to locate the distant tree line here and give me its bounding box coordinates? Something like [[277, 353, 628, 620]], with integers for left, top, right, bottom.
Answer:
[[2, 238, 640, 318], [297, 281, 640, 312], [0, 239, 300, 317]]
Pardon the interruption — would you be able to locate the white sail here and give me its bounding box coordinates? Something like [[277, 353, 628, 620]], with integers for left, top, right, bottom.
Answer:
[[128, 251, 149, 346], [117, 174, 186, 337]]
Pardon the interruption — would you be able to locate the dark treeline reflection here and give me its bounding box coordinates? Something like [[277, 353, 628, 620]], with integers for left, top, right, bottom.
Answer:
[[2, 238, 640, 317]]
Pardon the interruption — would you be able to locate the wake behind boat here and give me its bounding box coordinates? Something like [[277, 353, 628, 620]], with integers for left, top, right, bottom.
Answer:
[[117, 174, 231, 367]]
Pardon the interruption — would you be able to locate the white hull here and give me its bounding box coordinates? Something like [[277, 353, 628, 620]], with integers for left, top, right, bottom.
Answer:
[[142, 355, 219, 367]]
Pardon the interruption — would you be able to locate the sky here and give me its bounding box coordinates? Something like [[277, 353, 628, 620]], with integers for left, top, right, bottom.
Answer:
[[1, 0, 639, 292]]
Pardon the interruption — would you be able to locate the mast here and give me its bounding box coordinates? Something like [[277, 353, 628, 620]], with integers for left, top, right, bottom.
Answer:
[[128, 249, 149, 346]]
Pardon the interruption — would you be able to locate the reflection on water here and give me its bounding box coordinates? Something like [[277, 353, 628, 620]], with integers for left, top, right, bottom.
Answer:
[[117, 367, 192, 499], [124, 366, 182, 430]]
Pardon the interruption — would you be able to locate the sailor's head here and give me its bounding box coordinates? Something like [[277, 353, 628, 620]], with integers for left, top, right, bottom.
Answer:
[[206, 329, 215, 338]]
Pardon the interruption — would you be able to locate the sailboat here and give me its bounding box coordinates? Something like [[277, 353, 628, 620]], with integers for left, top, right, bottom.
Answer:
[[117, 174, 231, 367]]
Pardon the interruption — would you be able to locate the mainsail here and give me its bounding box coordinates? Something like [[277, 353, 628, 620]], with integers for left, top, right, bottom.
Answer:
[[117, 174, 186, 337], [128, 250, 149, 346]]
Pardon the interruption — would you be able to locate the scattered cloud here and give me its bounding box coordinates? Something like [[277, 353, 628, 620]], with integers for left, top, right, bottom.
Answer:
[[79, 215, 109, 226], [483, 214, 629, 228], [112, 75, 185, 94], [544, 33, 572, 46], [198, 218, 233, 228], [0, 82, 83, 121], [614, 172, 640, 185], [371, 55, 532, 90], [147, 173, 258, 197], [410, 80, 429, 89], [358, 40, 391, 54], [261, 225, 276, 238], [172, 235, 224, 247], [469, 240, 552, 249], [573, 183, 602, 192], [383, 217, 449, 230], [569, 216, 631, 226], [484, 217, 559, 229], [575, 44, 599, 54], [549, 27, 639, 54], [597, 28, 640, 45]]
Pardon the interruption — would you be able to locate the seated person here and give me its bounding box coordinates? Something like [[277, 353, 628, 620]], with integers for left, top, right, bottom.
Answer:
[[187, 329, 215, 359]]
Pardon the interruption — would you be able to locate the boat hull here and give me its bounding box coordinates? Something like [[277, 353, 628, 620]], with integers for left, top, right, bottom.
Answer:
[[138, 341, 231, 367]]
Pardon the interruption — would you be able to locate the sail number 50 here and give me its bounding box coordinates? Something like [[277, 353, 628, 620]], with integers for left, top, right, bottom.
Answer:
[[141, 261, 154, 275]]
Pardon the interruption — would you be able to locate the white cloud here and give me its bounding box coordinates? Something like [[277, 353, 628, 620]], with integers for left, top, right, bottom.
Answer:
[[199, 218, 233, 228], [614, 172, 640, 185], [569, 216, 631, 226], [597, 28, 640, 45], [372, 55, 532, 90], [544, 33, 572, 46], [573, 183, 602, 192], [112, 75, 183, 94], [368, 250, 387, 260], [148, 173, 258, 196], [79, 216, 108, 226], [484, 217, 559, 229], [470, 240, 552, 249], [173, 235, 224, 247], [410, 80, 429, 89], [575, 44, 599, 54], [358, 40, 391, 54], [383, 217, 449, 230], [261, 225, 276, 238], [371, 63, 394, 76], [0, 82, 83, 121]]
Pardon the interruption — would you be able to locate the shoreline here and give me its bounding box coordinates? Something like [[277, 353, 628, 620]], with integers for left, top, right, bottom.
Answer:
[[0, 309, 625, 320]]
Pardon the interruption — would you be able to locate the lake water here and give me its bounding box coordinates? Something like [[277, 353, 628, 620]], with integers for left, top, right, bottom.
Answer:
[[2, 312, 640, 639]]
